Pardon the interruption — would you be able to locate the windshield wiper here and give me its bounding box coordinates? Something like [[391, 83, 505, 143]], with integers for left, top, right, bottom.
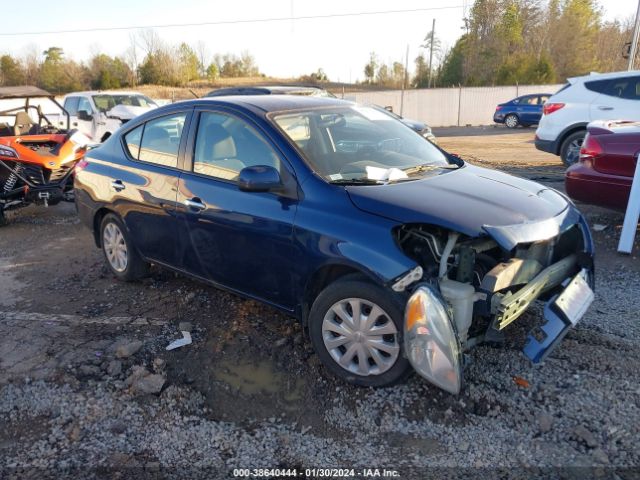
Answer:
[[403, 164, 459, 176], [329, 178, 384, 185]]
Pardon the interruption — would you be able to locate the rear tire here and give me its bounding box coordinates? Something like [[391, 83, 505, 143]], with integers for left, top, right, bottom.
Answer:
[[100, 213, 149, 281], [505, 114, 519, 128], [308, 279, 411, 388], [560, 130, 585, 167]]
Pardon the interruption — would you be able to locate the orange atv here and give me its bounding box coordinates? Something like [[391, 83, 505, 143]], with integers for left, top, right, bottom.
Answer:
[[0, 86, 91, 226]]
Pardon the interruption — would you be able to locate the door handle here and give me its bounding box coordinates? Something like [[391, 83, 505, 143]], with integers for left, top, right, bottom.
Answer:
[[184, 197, 206, 212], [111, 180, 125, 192], [597, 106, 614, 110]]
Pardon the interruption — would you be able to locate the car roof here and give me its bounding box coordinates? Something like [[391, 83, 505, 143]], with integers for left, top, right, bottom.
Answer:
[[0, 86, 53, 99], [206, 85, 329, 97], [187, 95, 352, 113], [569, 70, 640, 84], [66, 91, 149, 96]]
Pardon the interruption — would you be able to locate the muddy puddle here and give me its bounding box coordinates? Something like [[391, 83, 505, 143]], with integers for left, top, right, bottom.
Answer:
[[213, 359, 305, 406]]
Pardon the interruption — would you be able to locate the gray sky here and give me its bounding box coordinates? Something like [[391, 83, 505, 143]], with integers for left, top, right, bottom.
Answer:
[[0, 0, 637, 82]]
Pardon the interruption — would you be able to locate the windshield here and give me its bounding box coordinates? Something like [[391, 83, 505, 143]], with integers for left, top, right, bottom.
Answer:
[[272, 106, 452, 183], [92, 94, 157, 112]]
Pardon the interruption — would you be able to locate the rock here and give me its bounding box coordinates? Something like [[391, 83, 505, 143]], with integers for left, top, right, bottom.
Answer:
[[132, 374, 165, 395], [275, 337, 289, 348], [107, 360, 122, 376], [574, 425, 598, 448], [153, 358, 166, 371], [538, 412, 553, 433], [178, 322, 192, 333], [110, 420, 127, 435], [293, 333, 304, 346], [116, 340, 143, 359], [146, 461, 161, 472], [79, 365, 101, 376], [592, 448, 609, 464], [67, 425, 81, 442], [125, 366, 150, 386]]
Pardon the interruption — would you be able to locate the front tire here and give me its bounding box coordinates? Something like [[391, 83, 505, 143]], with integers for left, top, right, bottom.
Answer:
[[308, 279, 411, 387], [505, 114, 519, 128], [100, 213, 149, 281], [560, 130, 585, 167]]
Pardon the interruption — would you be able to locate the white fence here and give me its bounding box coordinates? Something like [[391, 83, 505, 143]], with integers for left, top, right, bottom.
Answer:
[[347, 84, 564, 127]]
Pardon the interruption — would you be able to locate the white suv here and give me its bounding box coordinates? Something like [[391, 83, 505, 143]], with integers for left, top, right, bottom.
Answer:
[[535, 70, 640, 166]]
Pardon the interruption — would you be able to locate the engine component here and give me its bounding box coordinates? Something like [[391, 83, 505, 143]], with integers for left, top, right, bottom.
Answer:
[[439, 278, 476, 344], [3, 163, 23, 193]]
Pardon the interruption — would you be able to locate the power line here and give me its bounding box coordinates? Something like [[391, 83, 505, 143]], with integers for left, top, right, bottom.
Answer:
[[0, 5, 465, 37]]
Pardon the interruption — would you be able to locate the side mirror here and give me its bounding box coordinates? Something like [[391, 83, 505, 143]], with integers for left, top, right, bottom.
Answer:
[[384, 106, 394, 112], [238, 165, 281, 192], [78, 110, 93, 121]]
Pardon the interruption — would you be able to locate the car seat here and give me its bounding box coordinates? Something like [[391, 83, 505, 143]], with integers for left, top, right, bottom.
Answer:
[[194, 124, 245, 180], [14, 111, 36, 136]]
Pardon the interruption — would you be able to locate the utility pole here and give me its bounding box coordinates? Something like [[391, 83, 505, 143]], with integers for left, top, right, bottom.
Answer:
[[629, 0, 640, 70], [428, 18, 436, 88], [400, 44, 409, 117]]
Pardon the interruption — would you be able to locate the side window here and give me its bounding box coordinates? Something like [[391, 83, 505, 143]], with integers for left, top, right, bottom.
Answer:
[[520, 96, 538, 105], [585, 79, 611, 95], [193, 111, 280, 181], [64, 97, 79, 116], [124, 124, 143, 159], [77, 97, 93, 114], [539, 95, 549, 104], [138, 113, 187, 168]]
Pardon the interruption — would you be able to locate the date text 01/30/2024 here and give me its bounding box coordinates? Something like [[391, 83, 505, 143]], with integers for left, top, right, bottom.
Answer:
[[232, 468, 401, 477]]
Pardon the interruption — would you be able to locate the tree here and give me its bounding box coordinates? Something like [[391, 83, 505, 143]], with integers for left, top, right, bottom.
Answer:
[[0, 55, 25, 86], [364, 52, 377, 83], [89, 54, 132, 89], [177, 43, 200, 84]]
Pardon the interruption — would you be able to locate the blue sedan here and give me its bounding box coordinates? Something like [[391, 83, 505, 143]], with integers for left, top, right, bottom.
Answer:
[[74, 95, 594, 393], [493, 93, 552, 128]]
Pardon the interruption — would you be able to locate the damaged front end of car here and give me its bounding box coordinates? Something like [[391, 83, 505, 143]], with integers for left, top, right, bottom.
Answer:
[[394, 207, 594, 394]]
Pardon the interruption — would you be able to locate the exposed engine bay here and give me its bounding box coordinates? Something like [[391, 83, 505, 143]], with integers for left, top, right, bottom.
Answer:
[[395, 220, 594, 393]]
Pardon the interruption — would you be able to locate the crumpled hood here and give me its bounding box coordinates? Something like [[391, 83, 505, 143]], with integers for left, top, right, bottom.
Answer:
[[108, 104, 157, 120], [346, 164, 570, 238]]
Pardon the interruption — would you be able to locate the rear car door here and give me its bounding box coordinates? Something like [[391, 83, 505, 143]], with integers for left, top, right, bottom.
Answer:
[[114, 110, 192, 266], [177, 108, 298, 309], [588, 75, 640, 121], [517, 95, 539, 124]]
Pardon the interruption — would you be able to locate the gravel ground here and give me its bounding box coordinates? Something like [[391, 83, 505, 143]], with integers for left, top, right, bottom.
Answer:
[[1, 132, 639, 479]]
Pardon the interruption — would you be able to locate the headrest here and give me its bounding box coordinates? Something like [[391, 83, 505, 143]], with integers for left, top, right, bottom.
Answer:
[[205, 124, 236, 159]]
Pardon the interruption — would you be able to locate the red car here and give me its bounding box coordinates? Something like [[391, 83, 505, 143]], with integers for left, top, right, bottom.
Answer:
[[565, 120, 638, 211]]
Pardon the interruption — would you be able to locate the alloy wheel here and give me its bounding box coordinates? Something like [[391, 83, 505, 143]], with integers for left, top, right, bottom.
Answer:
[[321, 298, 400, 376], [565, 138, 583, 166], [505, 115, 518, 128], [103, 222, 128, 272]]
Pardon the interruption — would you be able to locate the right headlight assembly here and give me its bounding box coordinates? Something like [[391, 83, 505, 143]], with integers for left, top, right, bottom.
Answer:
[[404, 285, 463, 394]]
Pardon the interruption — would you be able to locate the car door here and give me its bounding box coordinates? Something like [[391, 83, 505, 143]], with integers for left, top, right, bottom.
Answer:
[[75, 96, 96, 138], [176, 108, 298, 309], [589, 75, 640, 121], [115, 110, 192, 266], [62, 96, 80, 131], [517, 95, 538, 124]]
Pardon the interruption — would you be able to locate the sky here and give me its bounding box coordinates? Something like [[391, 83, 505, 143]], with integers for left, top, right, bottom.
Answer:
[[0, 0, 638, 82]]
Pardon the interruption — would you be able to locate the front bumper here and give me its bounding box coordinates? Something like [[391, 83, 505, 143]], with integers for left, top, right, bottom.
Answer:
[[404, 211, 595, 394]]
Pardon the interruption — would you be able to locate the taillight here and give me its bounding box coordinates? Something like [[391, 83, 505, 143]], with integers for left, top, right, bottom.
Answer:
[[75, 158, 89, 172], [543, 103, 565, 115], [579, 134, 603, 162], [495, 105, 503, 111]]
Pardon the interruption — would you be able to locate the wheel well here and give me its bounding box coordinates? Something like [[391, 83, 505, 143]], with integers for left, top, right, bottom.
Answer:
[[92, 207, 115, 247], [301, 264, 368, 326], [556, 125, 586, 155]]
